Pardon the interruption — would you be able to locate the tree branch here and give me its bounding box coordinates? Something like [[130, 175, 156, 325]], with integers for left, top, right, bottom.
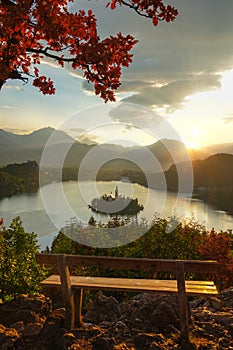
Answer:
[[0, 0, 16, 6], [27, 47, 106, 86], [9, 70, 28, 83], [120, 0, 155, 19], [27, 47, 76, 63]]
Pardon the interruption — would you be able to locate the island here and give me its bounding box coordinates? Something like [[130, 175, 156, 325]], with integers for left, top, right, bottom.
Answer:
[[88, 186, 144, 216]]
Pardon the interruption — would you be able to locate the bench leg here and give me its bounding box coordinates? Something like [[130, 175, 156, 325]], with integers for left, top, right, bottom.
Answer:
[[177, 289, 189, 349], [57, 255, 75, 329], [74, 288, 83, 327], [176, 261, 190, 349]]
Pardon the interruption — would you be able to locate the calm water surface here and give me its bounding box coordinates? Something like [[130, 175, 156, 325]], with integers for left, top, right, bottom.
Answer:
[[0, 181, 232, 250]]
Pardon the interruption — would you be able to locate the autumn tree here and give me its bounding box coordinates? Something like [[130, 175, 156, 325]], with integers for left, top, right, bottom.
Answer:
[[0, 0, 178, 102]]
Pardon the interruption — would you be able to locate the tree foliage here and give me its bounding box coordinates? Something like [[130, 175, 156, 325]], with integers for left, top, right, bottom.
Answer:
[[0, 217, 47, 301], [0, 0, 178, 101], [198, 229, 233, 290], [51, 216, 233, 290], [0, 161, 39, 199], [0, 171, 24, 199]]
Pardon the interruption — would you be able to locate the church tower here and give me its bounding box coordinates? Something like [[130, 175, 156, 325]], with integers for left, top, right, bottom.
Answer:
[[115, 185, 119, 199]]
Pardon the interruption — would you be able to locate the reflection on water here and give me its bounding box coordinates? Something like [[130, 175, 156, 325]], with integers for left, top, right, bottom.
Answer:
[[0, 181, 232, 250]]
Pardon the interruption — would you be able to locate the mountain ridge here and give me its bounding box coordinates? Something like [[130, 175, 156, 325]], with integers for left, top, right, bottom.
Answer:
[[0, 127, 232, 170]]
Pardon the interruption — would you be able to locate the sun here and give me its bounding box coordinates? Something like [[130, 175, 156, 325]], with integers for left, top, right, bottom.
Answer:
[[181, 127, 204, 150], [185, 141, 202, 150]]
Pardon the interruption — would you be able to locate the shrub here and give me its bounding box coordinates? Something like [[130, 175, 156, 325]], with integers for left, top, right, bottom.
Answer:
[[51, 216, 233, 290], [0, 217, 47, 301]]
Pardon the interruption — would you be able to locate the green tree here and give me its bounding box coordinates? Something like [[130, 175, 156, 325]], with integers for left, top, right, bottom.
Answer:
[[0, 171, 24, 199], [50, 216, 233, 290], [0, 217, 46, 301]]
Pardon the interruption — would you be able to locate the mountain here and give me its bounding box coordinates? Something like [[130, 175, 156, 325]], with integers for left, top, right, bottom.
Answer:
[[77, 136, 98, 145], [162, 153, 233, 189], [160, 153, 233, 214], [0, 129, 23, 150], [0, 127, 232, 176], [193, 153, 233, 188], [0, 127, 74, 150], [0, 128, 187, 171], [21, 127, 74, 148], [0, 127, 75, 166]]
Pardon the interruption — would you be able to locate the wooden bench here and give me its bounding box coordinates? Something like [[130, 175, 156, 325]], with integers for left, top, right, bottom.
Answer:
[[36, 253, 219, 349]]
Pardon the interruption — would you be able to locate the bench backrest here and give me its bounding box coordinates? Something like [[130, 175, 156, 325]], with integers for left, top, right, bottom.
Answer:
[[36, 253, 218, 274]]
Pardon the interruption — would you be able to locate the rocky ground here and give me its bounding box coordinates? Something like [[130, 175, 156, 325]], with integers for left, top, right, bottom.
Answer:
[[0, 288, 233, 350]]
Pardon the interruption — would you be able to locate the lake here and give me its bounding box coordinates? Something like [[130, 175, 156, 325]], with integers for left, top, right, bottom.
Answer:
[[0, 181, 232, 250]]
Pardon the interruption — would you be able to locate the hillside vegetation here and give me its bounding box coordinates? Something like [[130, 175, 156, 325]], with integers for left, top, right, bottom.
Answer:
[[1, 215, 232, 302], [51, 216, 233, 292], [164, 153, 233, 214], [0, 161, 39, 199]]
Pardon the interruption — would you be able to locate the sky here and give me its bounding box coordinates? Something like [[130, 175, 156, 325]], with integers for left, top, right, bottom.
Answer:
[[1, 0, 233, 149]]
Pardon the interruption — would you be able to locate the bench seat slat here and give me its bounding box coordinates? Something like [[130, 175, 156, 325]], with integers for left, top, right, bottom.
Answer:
[[41, 275, 218, 295]]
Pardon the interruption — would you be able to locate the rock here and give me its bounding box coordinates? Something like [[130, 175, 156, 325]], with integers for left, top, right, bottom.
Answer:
[[84, 292, 121, 324], [71, 325, 103, 340], [151, 301, 179, 330], [163, 324, 180, 335], [0, 294, 51, 327], [193, 320, 226, 339], [9, 321, 24, 338], [127, 317, 153, 333], [92, 336, 115, 350], [134, 332, 165, 350], [8, 309, 43, 326], [0, 324, 19, 349], [212, 312, 233, 328], [16, 294, 52, 316], [229, 323, 233, 337], [218, 335, 233, 348], [114, 343, 132, 350], [51, 307, 66, 318], [203, 297, 224, 311], [149, 342, 165, 350], [192, 307, 213, 322], [118, 293, 180, 333], [57, 332, 77, 348], [23, 322, 43, 337], [39, 318, 62, 340], [0, 290, 233, 349], [67, 344, 85, 350], [106, 320, 132, 343], [218, 287, 233, 308], [99, 321, 113, 329]]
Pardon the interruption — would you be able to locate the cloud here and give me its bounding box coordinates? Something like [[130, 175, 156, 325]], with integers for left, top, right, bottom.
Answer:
[[82, 72, 221, 112], [81, 81, 95, 96], [65, 127, 100, 143], [222, 116, 233, 124], [40, 59, 60, 69], [3, 85, 22, 91], [108, 102, 163, 128], [3, 127, 30, 134], [121, 74, 222, 111], [1, 105, 18, 109], [76, 0, 233, 112], [69, 71, 85, 80]]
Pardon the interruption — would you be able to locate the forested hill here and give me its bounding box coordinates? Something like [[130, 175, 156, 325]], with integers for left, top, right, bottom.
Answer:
[[0, 161, 39, 199], [193, 154, 233, 215], [193, 153, 233, 188], [164, 153, 233, 215]]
